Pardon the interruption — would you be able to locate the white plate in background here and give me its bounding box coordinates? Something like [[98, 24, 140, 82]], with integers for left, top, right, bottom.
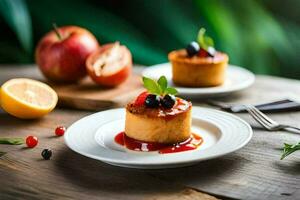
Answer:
[[142, 63, 255, 98]]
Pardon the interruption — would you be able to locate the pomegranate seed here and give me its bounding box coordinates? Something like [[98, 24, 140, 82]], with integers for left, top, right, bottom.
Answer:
[[134, 91, 148, 106], [26, 136, 38, 148], [55, 126, 66, 136]]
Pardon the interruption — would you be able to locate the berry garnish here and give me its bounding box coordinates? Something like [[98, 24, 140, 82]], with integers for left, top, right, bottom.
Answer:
[[134, 91, 148, 106], [26, 136, 38, 148], [198, 48, 209, 57], [41, 149, 52, 160], [186, 41, 200, 57], [55, 126, 66, 136], [142, 76, 178, 109], [145, 94, 160, 108], [161, 94, 176, 109]]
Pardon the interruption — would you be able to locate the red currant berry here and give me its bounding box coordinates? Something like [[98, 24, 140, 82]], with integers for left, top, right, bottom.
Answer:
[[26, 136, 38, 148], [134, 91, 148, 106], [198, 48, 209, 57], [55, 126, 66, 136]]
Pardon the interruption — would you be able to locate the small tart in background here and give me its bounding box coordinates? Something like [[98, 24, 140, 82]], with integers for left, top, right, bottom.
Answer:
[[168, 49, 229, 87]]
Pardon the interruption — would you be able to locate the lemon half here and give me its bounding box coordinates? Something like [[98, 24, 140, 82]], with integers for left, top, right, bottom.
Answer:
[[0, 78, 58, 119]]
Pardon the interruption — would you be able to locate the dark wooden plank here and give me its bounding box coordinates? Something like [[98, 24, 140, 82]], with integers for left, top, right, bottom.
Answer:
[[1, 65, 300, 200]]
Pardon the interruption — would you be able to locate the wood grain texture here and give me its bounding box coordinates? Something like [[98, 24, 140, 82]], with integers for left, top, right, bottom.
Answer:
[[0, 65, 300, 200]]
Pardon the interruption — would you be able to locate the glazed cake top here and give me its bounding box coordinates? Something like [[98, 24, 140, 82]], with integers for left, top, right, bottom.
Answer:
[[126, 98, 191, 118], [168, 49, 228, 64]]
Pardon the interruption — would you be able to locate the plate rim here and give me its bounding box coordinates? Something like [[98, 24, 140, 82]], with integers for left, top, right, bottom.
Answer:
[[64, 107, 253, 167], [142, 63, 255, 96]]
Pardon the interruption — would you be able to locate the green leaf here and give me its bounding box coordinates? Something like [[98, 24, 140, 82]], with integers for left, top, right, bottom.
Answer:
[[0, 138, 24, 145], [142, 77, 161, 95], [158, 76, 168, 93], [165, 87, 178, 95], [0, 0, 32, 53], [197, 27, 214, 50], [197, 28, 206, 49], [0, 151, 6, 157], [281, 142, 300, 160], [204, 36, 214, 47], [142, 76, 178, 96]]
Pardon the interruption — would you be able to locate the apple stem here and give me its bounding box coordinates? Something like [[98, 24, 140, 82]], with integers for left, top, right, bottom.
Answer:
[[53, 23, 62, 40]]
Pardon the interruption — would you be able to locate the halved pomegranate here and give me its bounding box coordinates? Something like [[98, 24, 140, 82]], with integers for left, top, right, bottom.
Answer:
[[86, 42, 132, 87]]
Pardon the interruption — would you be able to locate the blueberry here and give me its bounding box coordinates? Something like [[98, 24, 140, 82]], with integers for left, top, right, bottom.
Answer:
[[186, 41, 200, 57], [161, 95, 176, 109], [41, 149, 52, 160], [145, 94, 160, 108]]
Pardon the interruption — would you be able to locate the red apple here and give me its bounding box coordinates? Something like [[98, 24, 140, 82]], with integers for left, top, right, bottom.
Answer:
[[35, 25, 99, 83], [86, 42, 132, 87]]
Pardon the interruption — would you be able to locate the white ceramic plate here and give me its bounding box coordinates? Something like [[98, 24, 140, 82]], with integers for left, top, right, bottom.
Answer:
[[142, 63, 255, 98], [64, 107, 252, 169]]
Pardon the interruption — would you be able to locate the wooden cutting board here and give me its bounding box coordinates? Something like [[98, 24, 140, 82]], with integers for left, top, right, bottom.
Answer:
[[51, 74, 144, 111]]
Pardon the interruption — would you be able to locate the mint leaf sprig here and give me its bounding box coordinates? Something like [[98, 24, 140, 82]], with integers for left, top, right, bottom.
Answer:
[[281, 141, 300, 160], [0, 138, 24, 158], [197, 28, 215, 51], [0, 137, 24, 145], [142, 76, 178, 96]]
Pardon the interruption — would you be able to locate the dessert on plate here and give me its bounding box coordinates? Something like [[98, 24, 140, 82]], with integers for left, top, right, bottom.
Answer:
[[168, 28, 229, 87], [115, 76, 203, 154], [125, 83, 191, 144]]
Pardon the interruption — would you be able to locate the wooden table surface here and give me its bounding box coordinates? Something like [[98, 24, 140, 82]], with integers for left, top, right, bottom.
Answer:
[[0, 65, 300, 200]]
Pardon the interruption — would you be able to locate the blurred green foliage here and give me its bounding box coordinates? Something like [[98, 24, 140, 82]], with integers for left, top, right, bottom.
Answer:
[[0, 0, 299, 78]]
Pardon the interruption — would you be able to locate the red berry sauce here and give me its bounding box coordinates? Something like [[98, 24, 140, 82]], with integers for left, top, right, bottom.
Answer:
[[114, 132, 203, 154]]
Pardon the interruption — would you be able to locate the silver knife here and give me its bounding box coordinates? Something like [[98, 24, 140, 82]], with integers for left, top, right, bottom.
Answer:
[[207, 99, 300, 113]]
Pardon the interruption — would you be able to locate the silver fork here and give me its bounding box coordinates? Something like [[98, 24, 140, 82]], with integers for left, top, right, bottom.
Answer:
[[246, 105, 300, 133]]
